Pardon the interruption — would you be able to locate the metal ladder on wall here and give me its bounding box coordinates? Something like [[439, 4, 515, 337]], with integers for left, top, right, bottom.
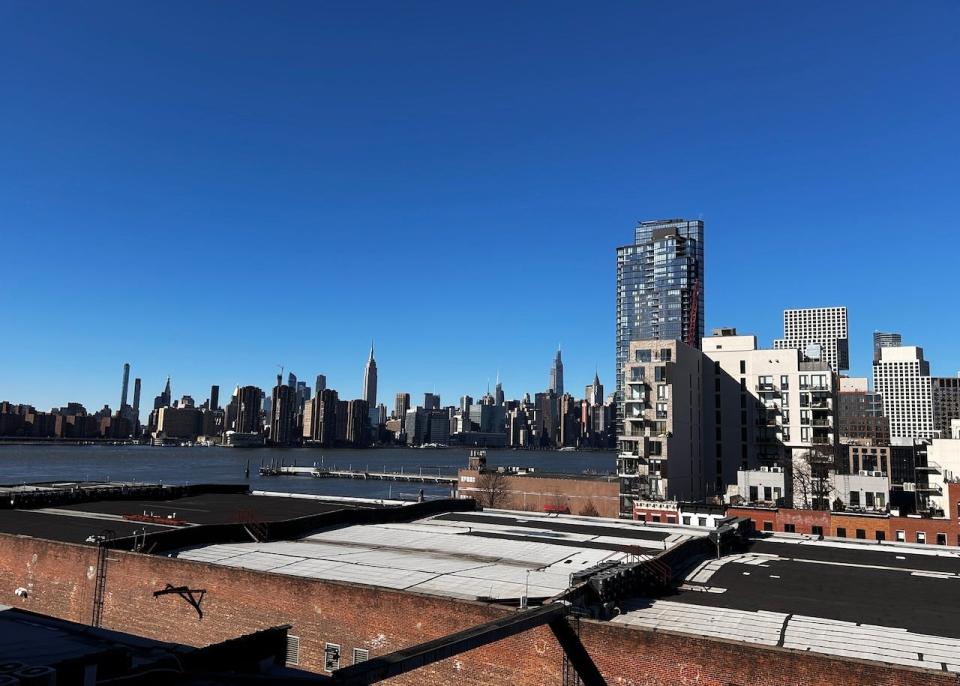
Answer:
[[560, 611, 583, 686], [91, 543, 108, 628]]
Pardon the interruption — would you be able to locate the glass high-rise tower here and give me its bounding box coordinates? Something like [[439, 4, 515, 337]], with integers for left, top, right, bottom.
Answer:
[[616, 219, 704, 434]]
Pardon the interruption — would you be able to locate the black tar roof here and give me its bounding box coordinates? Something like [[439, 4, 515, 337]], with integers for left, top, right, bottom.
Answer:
[[0, 510, 167, 544], [673, 539, 960, 638], [435, 511, 670, 542], [58, 492, 361, 525]]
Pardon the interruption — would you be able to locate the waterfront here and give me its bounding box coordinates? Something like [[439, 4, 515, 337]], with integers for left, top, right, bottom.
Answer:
[[0, 445, 616, 500]]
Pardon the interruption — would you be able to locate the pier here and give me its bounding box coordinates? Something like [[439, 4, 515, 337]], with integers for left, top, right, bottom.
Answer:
[[313, 468, 457, 485], [258, 463, 457, 485]]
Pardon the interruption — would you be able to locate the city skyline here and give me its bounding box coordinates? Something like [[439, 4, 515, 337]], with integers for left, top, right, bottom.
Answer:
[[3, 3, 959, 412]]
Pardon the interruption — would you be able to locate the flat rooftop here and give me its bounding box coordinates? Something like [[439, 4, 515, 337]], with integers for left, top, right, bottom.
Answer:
[[613, 536, 960, 674], [0, 487, 371, 545], [176, 509, 700, 602]]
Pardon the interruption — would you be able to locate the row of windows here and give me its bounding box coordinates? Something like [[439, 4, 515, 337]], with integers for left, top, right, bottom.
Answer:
[[286, 638, 369, 671], [761, 521, 952, 545]]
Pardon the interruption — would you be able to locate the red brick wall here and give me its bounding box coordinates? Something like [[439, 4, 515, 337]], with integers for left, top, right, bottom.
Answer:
[[0, 532, 956, 685], [458, 470, 620, 517]]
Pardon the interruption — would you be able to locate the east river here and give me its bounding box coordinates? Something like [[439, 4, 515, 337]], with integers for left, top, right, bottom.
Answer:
[[0, 445, 616, 500]]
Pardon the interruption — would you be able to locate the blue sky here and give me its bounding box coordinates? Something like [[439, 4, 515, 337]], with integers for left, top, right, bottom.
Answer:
[[2, 2, 958, 416]]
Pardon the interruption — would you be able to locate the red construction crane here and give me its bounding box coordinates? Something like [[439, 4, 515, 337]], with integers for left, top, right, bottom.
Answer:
[[686, 277, 700, 348]]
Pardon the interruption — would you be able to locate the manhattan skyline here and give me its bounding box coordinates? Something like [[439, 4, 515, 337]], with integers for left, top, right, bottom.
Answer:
[[3, 3, 959, 412]]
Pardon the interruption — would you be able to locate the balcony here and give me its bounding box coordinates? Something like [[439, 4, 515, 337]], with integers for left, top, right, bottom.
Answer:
[[756, 384, 779, 395], [917, 483, 944, 496], [810, 399, 832, 410], [811, 418, 832, 427]]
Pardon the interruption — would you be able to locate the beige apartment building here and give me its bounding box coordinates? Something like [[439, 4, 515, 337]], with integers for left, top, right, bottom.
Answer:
[[618, 329, 839, 512]]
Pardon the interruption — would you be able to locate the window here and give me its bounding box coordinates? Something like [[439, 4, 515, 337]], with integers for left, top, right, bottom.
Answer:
[[849, 491, 860, 506], [635, 349, 651, 362], [657, 385, 669, 400], [652, 514, 661, 523], [698, 517, 707, 527], [836, 527, 847, 538], [655, 366, 666, 382], [286, 635, 300, 666], [875, 531, 885, 542], [812, 525, 823, 537], [782, 393, 789, 408], [784, 523, 796, 533], [896, 530, 905, 542], [763, 521, 773, 532], [937, 533, 947, 546], [749, 486, 758, 502], [353, 648, 369, 664], [667, 515, 677, 524], [855, 529, 866, 539], [739, 361, 746, 374], [916, 531, 926, 544], [780, 375, 790, 390], [659, 348, 672, 362], [865, 492, 874, 508], [325, 643, 341, 672], [682, 515, 691, 525]]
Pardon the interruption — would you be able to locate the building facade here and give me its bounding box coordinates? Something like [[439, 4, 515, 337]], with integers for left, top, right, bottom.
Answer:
[[873, 346, 935, 440], [773, 306, 849, 373], [615, 219, 704, 435]]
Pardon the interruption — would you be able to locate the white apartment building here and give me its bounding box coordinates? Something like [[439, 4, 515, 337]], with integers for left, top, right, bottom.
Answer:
[[873, 346, 935, 440], [703, 330, 838, 474], [923, 436, 960, 516], [773, 306, 849, 373], [617, 330, 838, 509]]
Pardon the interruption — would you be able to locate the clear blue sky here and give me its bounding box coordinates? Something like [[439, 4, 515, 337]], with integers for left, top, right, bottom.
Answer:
[[2, 2, 958, 417]]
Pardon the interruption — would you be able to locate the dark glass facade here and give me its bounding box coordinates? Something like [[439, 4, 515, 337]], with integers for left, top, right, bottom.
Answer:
[[616, 219, 704, 433]]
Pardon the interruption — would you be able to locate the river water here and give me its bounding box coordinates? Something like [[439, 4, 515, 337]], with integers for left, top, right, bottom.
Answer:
[[0, 445, 616, 500]]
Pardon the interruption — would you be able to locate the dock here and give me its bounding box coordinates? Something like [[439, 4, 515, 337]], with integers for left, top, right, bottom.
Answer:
[[258, 463, 457, 485], [313, 468, 457, 485]]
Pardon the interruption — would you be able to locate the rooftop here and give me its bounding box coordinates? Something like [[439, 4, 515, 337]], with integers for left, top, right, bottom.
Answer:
[[613, 536, 960, 673], [175, 509, 700, 602], [0, 484, 372, 545]]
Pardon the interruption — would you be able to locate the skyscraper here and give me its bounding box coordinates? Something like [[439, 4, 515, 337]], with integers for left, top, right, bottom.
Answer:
[[363, 341, 377, 409], [209, 385, 220, 411], [616, 219, 704, 433], [873, 346, 934, 440], [549, 348, 564, 396], [773, 307, 849, 373], [270, 375, 298, 445], [586, 372, 603, 407], [120, 363, 130, 409], [315, 374, 327, 392], [494, 373, 504, 407], [153, 377, 171, 410], [424, 393, 440, 410], [873, 331, 902, 363], [132, 378, 141, 419], [394, 392, 410, 421]]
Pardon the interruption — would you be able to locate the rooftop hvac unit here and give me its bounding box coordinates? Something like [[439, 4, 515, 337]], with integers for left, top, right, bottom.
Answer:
[[770, 467, 783, 473], [759, 466, 769, 472], [872, 470, 884, 478]]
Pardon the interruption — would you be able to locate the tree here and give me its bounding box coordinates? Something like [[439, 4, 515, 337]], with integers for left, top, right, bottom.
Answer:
[[476, 470, 509, 509], [579, 500, 600, 517], [790, 447, 836, 510]]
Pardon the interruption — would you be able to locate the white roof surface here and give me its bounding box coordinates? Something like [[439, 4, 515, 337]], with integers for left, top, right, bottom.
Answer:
[[175, 510, 692, 601]]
